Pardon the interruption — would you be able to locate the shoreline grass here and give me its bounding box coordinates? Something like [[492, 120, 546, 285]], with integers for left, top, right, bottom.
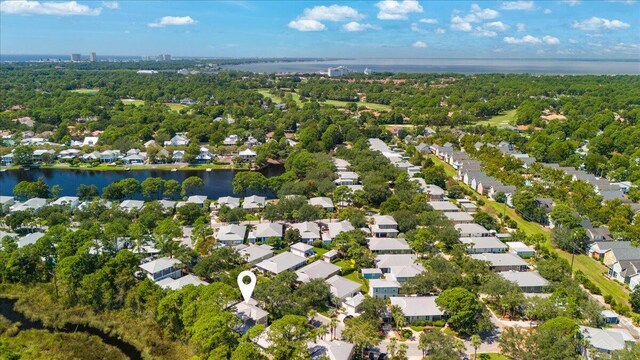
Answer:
[[1, 163, 253, 172]]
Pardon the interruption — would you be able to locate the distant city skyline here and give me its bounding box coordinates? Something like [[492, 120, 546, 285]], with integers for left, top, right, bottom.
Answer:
[[1, 1, 639, 59]]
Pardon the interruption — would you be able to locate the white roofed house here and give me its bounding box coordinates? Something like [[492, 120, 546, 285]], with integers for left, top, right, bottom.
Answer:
[[32, 149, 56, 163], [290, 222, 321, 244], [194, 146, 215, 164], [10, 197, 47, 213], [499, 271, 550, 293], [255, 251, 307, 274], [238, 148, 257, 160], [51, 196, 80, 211], [579, 326, 635, 359], [164, 134, 189, 146], [238, 244, 274, 264], [333, 158, 351, 172], [471, 253, 529, 272], [216, 224, 247, 246], [233, 299, 269, 335], [223, 134, 239, 146], [428, 201, 459, 212], [368, 237, 412, 254], [507, 241, 536, 258], [488, 184, 516, 207], [99, 150, 120, 163], [82, 136, 99, 146], [0, 196, 15, 214], [326, 275, 362, 304], [308, 339, 355, 360], [186, 195, 208, 207], [243, 195, 266, 211], [308, 197, 334, 211], [444, 212, 474, 224], [460, 237, 507, 254], [172, 150, 185, 162], [390, 296, 446, 324], [296, 260, 341, 282], [122, 152, 147, 165], [248, 222, 283, 243], [120, 200, 145, 213], [156, 274, 208, 291], [334, 171, 359, 186], [325, 220, 355, 244], [139, 257, 182, 281], [1, 153, 14, 166], [455, 223, 493, 238], [370, 215, 399, 238], [214, 196, 241, 210], [290, 241, 315, 258], [17, 232, 45, 248]]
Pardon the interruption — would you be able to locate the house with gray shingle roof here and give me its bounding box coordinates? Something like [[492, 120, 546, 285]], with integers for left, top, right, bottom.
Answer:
[[255, 251, 307, 274]]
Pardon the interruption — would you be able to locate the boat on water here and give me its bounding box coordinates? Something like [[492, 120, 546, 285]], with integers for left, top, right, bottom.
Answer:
[[125, 167, 131, 171], [171, 168, 177, 172], [206, 168, 212, 172]]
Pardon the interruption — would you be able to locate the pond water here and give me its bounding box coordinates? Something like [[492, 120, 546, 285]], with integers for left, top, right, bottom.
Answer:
[[0, 165, 284, 198]]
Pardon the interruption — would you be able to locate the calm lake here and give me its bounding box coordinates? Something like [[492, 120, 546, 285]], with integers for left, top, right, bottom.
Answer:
[[0, 165, 284, 199]]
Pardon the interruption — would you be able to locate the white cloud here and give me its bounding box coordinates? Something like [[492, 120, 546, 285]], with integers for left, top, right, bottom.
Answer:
[[419, 18, 438, 24], [473, 27, 497, 37], [288, 19, 326, 32], [435, 27, 446, 34], [450, 3, 500, 32], [516, 23, 525, 31], [568, 38, 578, 44], [148, 16, 197, 28], [562, 0, 581, 5], [572, 17, 631, 31], [343, 22, 379, 32], [543, 8, 552, 14], [485, 21, 509, 32], [301, 5, 363, 22], [376, 0, 423, 20], [607, 0, 637, 4], [500, 1, 535, 10], [503, 35, 542, 44], [412, 40, 428, 48], [0, 1, 103, 16], [543, 35, 560, 45], [102, 1, 118, 9]]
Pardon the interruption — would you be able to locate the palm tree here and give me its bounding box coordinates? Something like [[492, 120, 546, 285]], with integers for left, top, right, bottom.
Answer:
[[390, 305, 406, 334], [308, 309, 318, 326], [471, 334, 482, 360], [387, 337, 398, 358], [329, 317, 338, 341]]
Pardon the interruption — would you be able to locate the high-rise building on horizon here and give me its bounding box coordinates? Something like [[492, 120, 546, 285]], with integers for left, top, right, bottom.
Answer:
[[70, 53, 81, 62], [163, 54, 171, 61], [90, 52, 96, 62]]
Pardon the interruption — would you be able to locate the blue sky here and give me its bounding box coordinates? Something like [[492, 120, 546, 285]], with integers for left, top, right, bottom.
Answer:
[[1, 1, 639, 59]]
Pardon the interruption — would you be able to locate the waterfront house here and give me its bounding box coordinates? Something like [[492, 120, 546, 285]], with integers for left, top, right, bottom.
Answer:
[[32, 149, 56, 163], [139, 257, 182, 281], [172, 150, 185, 162], [100, 150, 120, 163], [215, 196, 241, 210], [239, 148, 257, 160], [120, 200, 144, 213], [243, 195, 266, 211], [1, 153, 14, 166], [390, 296, 446, 324], [51, 196, 80, 211], [10, 198, 47, 213], [0, 196, 16, 214], [186, 195, 208, 207]]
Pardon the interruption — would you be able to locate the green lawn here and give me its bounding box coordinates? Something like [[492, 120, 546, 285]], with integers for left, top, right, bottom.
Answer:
[[323, 99, 392, 111], [166, 103, 187, 111], [480, 354, 510, 360], [69, 88, 100, 95], [257, 89, 391, 111], [121, 99, 145, 106], [428, 154, 634, 310], [343, 271, 368, 293], [478, 109, 516, 127], [314, 247, 328, 256]]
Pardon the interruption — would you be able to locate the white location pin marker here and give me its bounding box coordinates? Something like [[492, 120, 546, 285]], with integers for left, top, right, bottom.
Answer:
[[237, 270, 257, 304]]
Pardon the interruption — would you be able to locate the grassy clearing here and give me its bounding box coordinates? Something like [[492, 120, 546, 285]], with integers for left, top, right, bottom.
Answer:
[[121, 99, 145, 106], [481, 354, 510, 360], [166, 103, 187, 111], [69, 88, 100, 95], [478, 109, 516, 127], [428, 155, 633, 310], [343, 272, 368, 293], [257, 89, 391, 111], [314, 247, 328, 256]]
